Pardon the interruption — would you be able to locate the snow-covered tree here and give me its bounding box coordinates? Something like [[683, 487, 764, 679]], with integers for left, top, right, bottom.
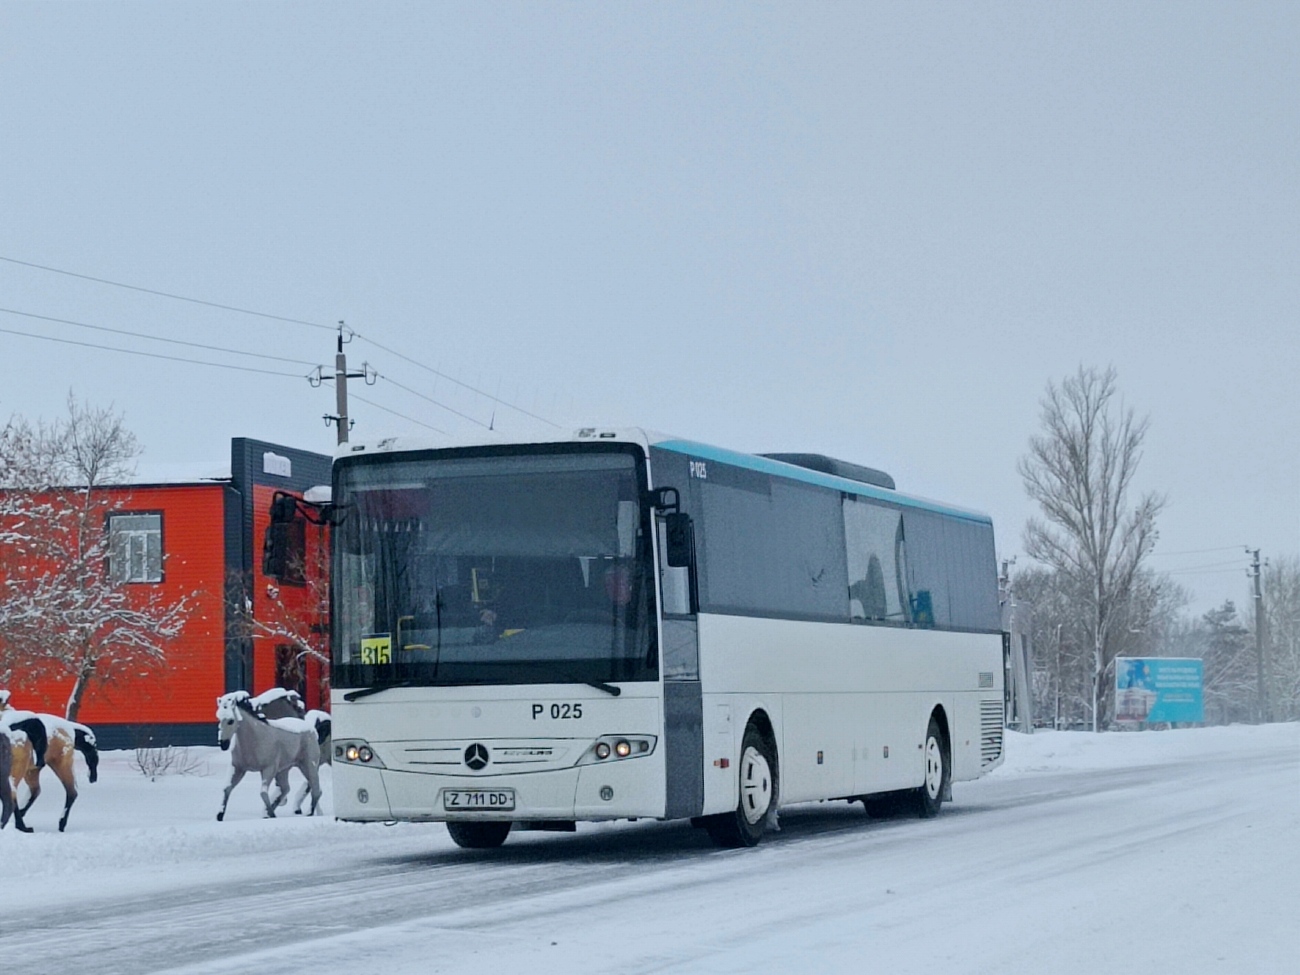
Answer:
[[1192, 601, 1255, 725], [1018, 366, 1166, 731], [0, 395, 192, 719], [1259, 557, 1300, 722], [1015, 562, 1184, 728]]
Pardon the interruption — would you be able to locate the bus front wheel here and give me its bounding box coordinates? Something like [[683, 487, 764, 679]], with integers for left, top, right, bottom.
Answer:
[[447, 820, 512, 849], [704, 724, 777, 848], [913, 716, 949, 819]]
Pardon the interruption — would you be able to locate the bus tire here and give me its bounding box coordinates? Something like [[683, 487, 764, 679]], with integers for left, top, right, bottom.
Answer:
[[446, 820, 512, 849], [704, 723, 777, 849], [913, 716, 949, 819]]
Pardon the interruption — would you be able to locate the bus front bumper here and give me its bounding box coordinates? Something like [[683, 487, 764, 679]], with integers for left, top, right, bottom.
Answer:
[[333, 760, 665, 823]]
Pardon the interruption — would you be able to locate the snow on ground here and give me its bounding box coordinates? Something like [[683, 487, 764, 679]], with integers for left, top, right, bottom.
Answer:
[[2, 723, 1297, 974]]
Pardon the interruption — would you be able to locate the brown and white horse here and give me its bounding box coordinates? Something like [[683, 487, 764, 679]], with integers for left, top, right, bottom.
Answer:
[[4, 714, 98, 833]]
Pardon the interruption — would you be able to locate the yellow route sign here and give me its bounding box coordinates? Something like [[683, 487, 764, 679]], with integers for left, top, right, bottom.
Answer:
[[360, 634, 392, 665]]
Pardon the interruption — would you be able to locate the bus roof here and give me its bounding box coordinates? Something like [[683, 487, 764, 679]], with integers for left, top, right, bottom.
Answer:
[[653, 439, 992, 525], [337, 427, 992, 525]]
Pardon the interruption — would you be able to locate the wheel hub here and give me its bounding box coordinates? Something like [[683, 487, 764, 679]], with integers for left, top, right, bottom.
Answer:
[[740, 745, 772, 825], [924, 735, 943, 799]]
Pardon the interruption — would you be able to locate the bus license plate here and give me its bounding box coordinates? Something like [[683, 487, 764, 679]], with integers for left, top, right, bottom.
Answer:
[[444, 789, 515, 811]]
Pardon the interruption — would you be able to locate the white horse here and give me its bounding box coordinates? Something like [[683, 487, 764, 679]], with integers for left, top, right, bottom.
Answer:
[[215, 692, 321, 821], [283, 709, 331, 815], [245, 689, 332, 815]]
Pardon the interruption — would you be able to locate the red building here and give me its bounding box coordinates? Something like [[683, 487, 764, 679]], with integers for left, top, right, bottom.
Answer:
[[4, 438, 331, 748]]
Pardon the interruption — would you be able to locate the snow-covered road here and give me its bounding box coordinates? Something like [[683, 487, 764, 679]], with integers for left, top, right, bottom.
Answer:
[[2, 724, 1296, 974]]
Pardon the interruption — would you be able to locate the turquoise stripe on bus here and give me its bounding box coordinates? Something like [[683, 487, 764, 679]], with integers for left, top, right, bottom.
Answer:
[[655, 440, 992, 525]]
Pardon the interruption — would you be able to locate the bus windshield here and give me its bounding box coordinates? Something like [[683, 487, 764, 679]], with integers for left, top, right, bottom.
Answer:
[[332, 446, 656, 689]]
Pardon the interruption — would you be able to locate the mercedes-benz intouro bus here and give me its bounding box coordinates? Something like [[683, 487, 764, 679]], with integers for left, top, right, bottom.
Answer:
[[329, 428, 1004, 848]]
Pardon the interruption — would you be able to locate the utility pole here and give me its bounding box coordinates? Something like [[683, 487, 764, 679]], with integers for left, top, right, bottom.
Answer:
[[1247, 547, 1269, 723], [320, 322, 373, 445]]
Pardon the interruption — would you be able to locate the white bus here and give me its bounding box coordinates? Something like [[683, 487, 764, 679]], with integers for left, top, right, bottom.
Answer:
[[329, 428, 1004, 848]]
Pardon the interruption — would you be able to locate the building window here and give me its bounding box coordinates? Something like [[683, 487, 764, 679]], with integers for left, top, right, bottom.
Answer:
[[109, 513, 163, 583]]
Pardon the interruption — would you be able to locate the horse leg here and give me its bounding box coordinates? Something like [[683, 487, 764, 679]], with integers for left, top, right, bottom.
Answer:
[[259, 770, 279, 818], [217, 766, 246, 822], [273, 769, 292, 809], [17, 769, 41, 817], [50, 757, 79, 832], [306, 763, 322, 817], [292, 770, 310, 815]]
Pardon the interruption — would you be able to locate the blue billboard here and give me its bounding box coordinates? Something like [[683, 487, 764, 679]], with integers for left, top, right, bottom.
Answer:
[[1115, 657, 1204, 724]]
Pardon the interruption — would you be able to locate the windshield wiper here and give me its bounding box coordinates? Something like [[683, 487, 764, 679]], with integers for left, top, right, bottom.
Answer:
[[344, 675, 622, 699], [343, 680, 419, 702], [542, 674, 621, 696]]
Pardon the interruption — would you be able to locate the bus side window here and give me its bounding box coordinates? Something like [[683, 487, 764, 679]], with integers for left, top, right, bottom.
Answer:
[[843, 496, 906, 624]]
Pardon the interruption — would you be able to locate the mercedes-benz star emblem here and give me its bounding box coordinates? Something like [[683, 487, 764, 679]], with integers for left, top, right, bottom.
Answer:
[[464, 743, 489, 771]]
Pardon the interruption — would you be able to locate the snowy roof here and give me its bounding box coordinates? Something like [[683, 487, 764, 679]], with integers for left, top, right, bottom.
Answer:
[[126, 461, 231, 485]]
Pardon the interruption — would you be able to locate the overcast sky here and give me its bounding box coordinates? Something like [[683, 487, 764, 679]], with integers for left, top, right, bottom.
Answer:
[[1, 1, 1296, 614]]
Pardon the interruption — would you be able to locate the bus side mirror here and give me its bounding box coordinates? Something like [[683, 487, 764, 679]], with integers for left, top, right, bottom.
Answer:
[[263, 523, 288, 579], [270, 494, 299, 524], [264, 495, 307, 583], [665, 512, 694, 568]]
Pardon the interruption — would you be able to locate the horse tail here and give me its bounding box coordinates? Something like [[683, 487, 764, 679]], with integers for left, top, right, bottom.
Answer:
[[10, 717, 47, 769], [315, 717, 331, 747], [74, 727, 99, 784]]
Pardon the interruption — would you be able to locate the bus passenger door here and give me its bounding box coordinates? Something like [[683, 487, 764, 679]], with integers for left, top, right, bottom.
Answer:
[[658, 513, 704, 821]]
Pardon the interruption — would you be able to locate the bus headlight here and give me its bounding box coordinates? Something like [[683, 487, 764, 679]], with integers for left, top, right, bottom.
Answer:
[[578, 735, 656, 765], [338, 739, 386, 768]]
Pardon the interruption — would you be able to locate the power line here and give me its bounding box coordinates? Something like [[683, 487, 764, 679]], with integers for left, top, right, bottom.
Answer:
[[377, 374, 491, 429], [356, 334, 561, 428], [0, 306, 319, 368], [0, 324, 306, 378], [1, 252, 561, 428], [1149, 545, 1247, 558], [0, 255, 334, 331], [350, 391, 451, 436], [1164, 562, 1253, 576]]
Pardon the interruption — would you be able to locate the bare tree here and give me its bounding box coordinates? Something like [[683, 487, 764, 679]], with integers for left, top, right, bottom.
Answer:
[[1019, 366, 1166, 731], [1260, 557, 1300, 721], [0, 395, 191, 719]]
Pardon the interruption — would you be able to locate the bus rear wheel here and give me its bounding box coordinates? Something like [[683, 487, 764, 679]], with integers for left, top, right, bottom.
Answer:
[[704, 724, 776, 849], [912, 716, 949, 819], [447, 820, 512, 849]]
